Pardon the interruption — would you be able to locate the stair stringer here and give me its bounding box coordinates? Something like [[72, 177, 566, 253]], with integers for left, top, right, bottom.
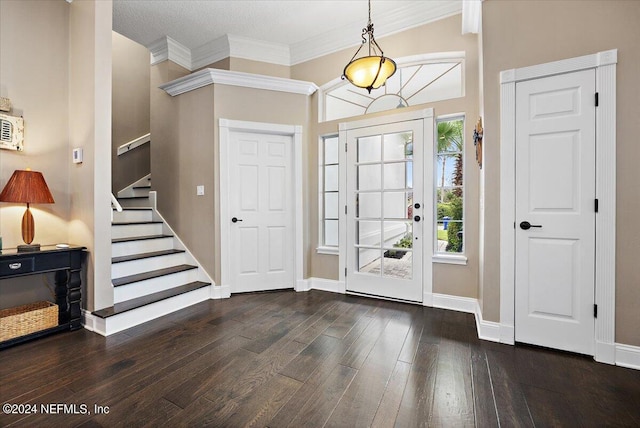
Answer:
[[148, 191, 229, 300], [117, 173, 151, 198]]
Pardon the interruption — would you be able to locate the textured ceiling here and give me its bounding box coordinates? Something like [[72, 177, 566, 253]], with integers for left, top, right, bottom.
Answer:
[[113, 0, 458, 51]]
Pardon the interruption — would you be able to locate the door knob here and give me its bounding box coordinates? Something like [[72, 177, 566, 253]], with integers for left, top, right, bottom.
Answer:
[[519, 221, 541, 230], [414, 215, 421, 222], [231, 217, 243, 223]]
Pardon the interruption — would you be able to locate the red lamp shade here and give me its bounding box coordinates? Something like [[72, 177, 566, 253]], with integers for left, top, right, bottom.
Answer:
[[0, 169, 55, 250]]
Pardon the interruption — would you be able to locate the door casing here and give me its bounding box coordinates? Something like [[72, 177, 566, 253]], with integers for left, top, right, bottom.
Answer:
[[499, 49, 617, 363]]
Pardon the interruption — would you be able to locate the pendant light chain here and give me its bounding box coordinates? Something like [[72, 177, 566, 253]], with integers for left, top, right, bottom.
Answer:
[[368, 0, 372, 56]]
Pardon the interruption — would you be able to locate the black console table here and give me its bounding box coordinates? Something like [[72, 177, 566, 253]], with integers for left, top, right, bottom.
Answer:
[[0, 245, 85, 349]]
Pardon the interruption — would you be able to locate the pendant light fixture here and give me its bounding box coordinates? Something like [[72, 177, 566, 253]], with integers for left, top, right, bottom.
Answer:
[[342, 0, 396, 93]]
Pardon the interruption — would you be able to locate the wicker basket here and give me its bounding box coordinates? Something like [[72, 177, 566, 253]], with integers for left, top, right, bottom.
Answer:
[[0, 301, 58, 342]]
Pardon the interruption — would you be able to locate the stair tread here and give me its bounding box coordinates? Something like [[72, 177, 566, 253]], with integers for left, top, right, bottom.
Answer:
[[118, 196, 150, 200], [112, 249, 185, 264], [113, 207, 152, 211], [113, 264, 197, 286], [133, 185, 151, 189], [93, 281, 210, 319], [112, 221, 163, 226], [112, 234, 173, 243]]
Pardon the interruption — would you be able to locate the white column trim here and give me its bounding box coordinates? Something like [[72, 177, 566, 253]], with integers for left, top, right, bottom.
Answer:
[[219, 119, 304, 294], [499, 79, 516, 343], [499, 49, 617, 362], [594, 61, 617, 364]]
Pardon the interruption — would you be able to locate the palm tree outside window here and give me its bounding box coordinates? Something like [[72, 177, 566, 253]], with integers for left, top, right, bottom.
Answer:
[[435, 117, 464, 254]]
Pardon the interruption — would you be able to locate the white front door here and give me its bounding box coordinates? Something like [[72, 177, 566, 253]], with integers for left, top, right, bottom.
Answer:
[[515, 69, 596, 355], [228, 131, 294, 293], [345, 120, 424, 302]]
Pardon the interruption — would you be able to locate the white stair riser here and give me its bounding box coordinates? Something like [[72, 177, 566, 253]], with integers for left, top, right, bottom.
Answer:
[[130, 187, 150, 198], [114, 269, 199, 303], [117, 174, 151, 198], [111, 237, 174, 257], [111, 223, 163, 239], [112, 210, 153, 223], [111, 252, 188, 278], [119, 198, 151, 208], [103, 287, 210, 335]]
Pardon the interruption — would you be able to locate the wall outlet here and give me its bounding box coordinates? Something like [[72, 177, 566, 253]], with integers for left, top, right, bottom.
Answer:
[[196, 185, 204, 196]]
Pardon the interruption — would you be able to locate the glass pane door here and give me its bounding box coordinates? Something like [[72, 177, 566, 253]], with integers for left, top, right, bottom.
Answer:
[[356, 132, 414, 279], [345, 119, 424, 302]]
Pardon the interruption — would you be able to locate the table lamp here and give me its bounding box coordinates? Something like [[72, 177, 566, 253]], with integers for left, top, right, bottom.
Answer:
[[0, 169, 55, 252]]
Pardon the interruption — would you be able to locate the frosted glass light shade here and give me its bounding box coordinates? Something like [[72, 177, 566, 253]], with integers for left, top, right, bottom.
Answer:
[[344, 56, 397, 93]]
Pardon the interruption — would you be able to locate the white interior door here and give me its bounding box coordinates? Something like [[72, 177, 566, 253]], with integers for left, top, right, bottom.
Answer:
[[515, 69, 596, 355], [346, 120, 424, 302], [228, 131, 294, 293]]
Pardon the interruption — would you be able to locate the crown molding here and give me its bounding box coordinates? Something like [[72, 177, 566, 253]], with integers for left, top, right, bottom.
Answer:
[[161, 34, 291, 71], [227, 34, 290, 66], [148, 1, 462, 69], [191, 36, 230, 70], [148, 36, 192, 71], [159, 68, 318, 97], [289, 1, 462, 65]]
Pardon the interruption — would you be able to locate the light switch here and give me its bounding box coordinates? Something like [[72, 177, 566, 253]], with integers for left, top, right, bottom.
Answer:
[[196, 185, 204, 196]]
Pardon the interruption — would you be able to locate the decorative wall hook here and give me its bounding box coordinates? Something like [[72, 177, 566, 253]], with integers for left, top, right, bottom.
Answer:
[[474, 117, 483, 169]]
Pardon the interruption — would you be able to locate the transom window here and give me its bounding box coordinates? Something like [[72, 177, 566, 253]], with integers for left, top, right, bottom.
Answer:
[[322, 53, 464, 122]]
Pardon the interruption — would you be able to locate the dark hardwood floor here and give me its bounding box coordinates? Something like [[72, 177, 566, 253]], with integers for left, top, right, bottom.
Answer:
[[1, 290, 639, 427]]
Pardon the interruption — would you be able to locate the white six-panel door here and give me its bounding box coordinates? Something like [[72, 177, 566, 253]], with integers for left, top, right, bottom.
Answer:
[[228, 131, 294, 293], [515, 69, 596, 355]]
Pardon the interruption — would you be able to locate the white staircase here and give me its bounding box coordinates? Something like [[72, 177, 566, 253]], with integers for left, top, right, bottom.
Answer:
[[92, 183, 218, 335]]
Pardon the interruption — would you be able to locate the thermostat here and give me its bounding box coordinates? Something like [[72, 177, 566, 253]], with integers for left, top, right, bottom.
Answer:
[[72, 148, 83, 164]]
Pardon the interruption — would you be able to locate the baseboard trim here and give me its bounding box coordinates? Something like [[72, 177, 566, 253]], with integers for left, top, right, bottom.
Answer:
[[307, 277, 346, 294], [428, 293, 502, 343], [211, 284, 231, 299], [82, 309, 106, 336], [474, 301, 501, 343], [296, 279, 311, 292], [431, 293, 476, 313], [615, 343, 640, 370], [82, 309, 97, 332], [595, 340, 616, 365], [500, 324, 515, 345]]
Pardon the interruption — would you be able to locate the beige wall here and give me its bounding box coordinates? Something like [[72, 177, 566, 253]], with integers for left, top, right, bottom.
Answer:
[[155, 81, 217, 280], [196, 57, 290, 78], [292, 15, 482, 299], [0, 0, 71, 308], [212, 86, 311, 282], [482, 0, 640, 345], [0, 0, 70, 250], [150, 64, 310, 284], [229, 58, 290, 78], [0, 0, 113, 312], [112, 31, 150, 193]]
